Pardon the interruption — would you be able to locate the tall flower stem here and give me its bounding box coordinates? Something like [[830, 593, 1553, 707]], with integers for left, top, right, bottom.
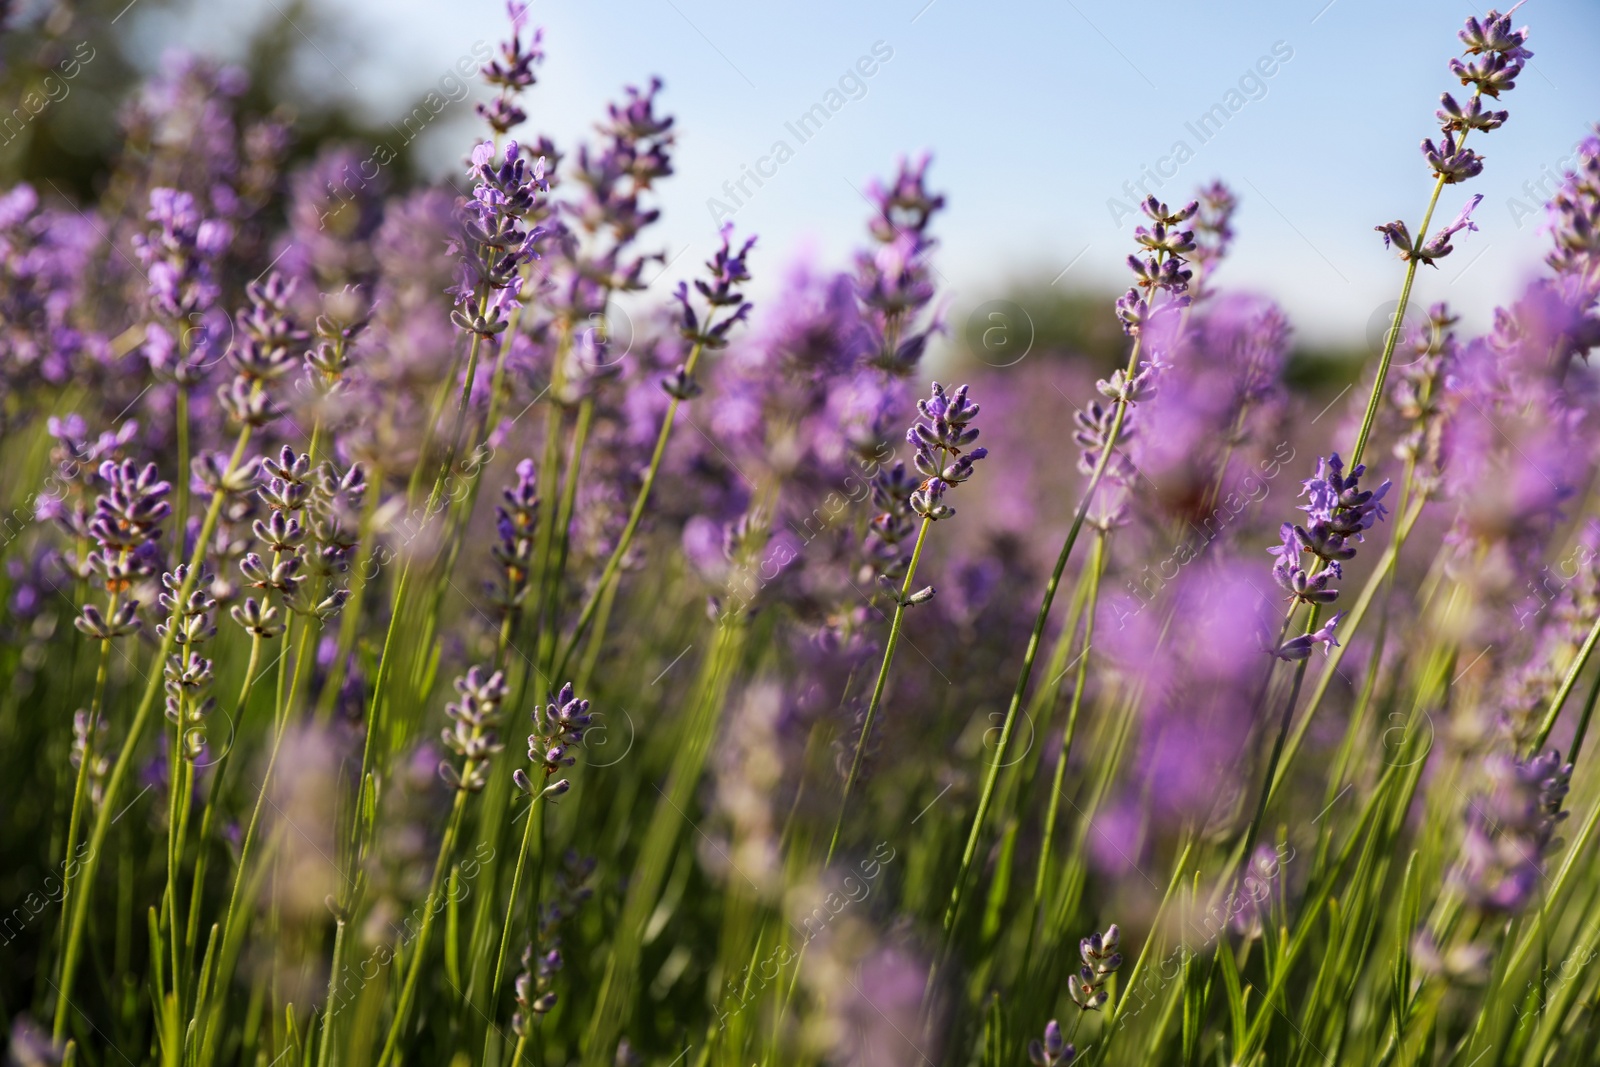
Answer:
[[184, 635, 265, 958], [375, 774, 475, 1067], [199, 607, 313, 1031], [536, 397, 594, 675], [54, 632, 112, 987], [552, 341, 706, 681], [1530, 611, 1600, 752], [355, 310, 491, 871], [1021, 529, 1107, 964], [938, 333, 1144, 942], [825, 514, 932, 866], [488, 790, 546, 1026], [314, 918, 347, 1067], [53, 420, 255, 1042]]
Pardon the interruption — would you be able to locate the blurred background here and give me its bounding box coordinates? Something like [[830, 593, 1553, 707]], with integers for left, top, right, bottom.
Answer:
[[5, 0, 1600, 359]]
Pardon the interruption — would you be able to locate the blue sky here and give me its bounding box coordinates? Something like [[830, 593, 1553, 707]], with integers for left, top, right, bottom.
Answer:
[[127, 0, 1600, 346]]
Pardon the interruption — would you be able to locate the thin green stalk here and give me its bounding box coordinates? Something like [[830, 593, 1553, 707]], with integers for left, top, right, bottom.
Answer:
[[53, 418, 255, 1042], [175, 386, 191, 536], [1530, 611, 1600, 752], [54, 634, 111, 987], [198, 609, 311, 1034], [163, 688, 189, 1012], [583, 624, 742, 1067], [1100, 836, 1195, 1042], [824, 514, 932, 866], [185, 635, 265, 958], [488, 790, 545, 1025], [939, 328, 1144, 941], [315, 919, 346, 1067], [375, 775, 473, 1067], [537, 397, 594, 675], [353, 320, 491, 869], [552, 341, 706, 681], [1025, 530, 1107, 945], [1349, 173, 1451, 467], [1566, 667, 1600, 765]]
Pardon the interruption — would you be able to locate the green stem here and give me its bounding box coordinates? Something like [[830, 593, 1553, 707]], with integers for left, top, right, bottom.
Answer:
[[315, 919, 347, 1067], [553, 342, 706, 681], [537, 397, 594, 676], [54, 635, 110, 989], [825, 515, 933, 866], [1350, 171, 1451, 467], [940, 328, 1144, 940], [1530, 611, 1600, 753], [489, 790, 545, 1023], [53, 419, 254, 1041], [185, 635, 265, 961], [1025, 531, 1107, 943], [375, 778, 474, 1067]]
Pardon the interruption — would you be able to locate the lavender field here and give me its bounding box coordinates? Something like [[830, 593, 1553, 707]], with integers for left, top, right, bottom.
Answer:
[[3, 2, 1600, 1065]]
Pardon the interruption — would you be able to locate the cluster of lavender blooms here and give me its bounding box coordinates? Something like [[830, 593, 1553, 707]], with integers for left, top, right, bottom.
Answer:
[[667, 223, 757, 393], [158, 565, 218, 759], [1074, 194, 1196, 497], [857, 155, 945, 376], [859, 381, 988, 613], [1374, 9, 1530, 267], [0, 185, 101, 402], [477, 1, 542, 136], [512, 682, 592, 800], [1267, 456, 1390, 659], [1454, 749, 1572, 913], [489, 458, 540, 616], [452, 140, 548, 340], [439, 666, 509, 792], [1067, 924, 1122, 1011], [71, 459, 171, 639]]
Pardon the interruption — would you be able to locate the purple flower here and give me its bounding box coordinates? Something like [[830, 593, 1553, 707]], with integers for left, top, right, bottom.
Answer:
[[1273, 612, 1344, 661], [1459, 7, 1533, 61], [1376, 194, 1484, 266], [856, 155, 945, 375], [478, 2, 544, 134], [906, 382, 986, 521], [1453, 748, 1569, 914], [1029, 1020, 1077, 1066], [670, 223, 756, 353], [490, 459, 540, 613], [1068, 923, 1122, 1010], [1422, 133, 1484, 184], [1116, 196, 1196, 338], [132, 188, 230, 318], [1436, 92, 1507, 133], [1448, 50, 1523, 99], [452, 140, 549, 337], [514, 682, 593, 800], [439, 666, 509, 792], [1264, 455, 1385, 650]]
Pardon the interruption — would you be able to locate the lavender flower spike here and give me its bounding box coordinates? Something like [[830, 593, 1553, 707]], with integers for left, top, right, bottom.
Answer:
[[906, 382, 987, 523], [1269, 454, 1389, 634], [1029, 1020, 1077, 1066]]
